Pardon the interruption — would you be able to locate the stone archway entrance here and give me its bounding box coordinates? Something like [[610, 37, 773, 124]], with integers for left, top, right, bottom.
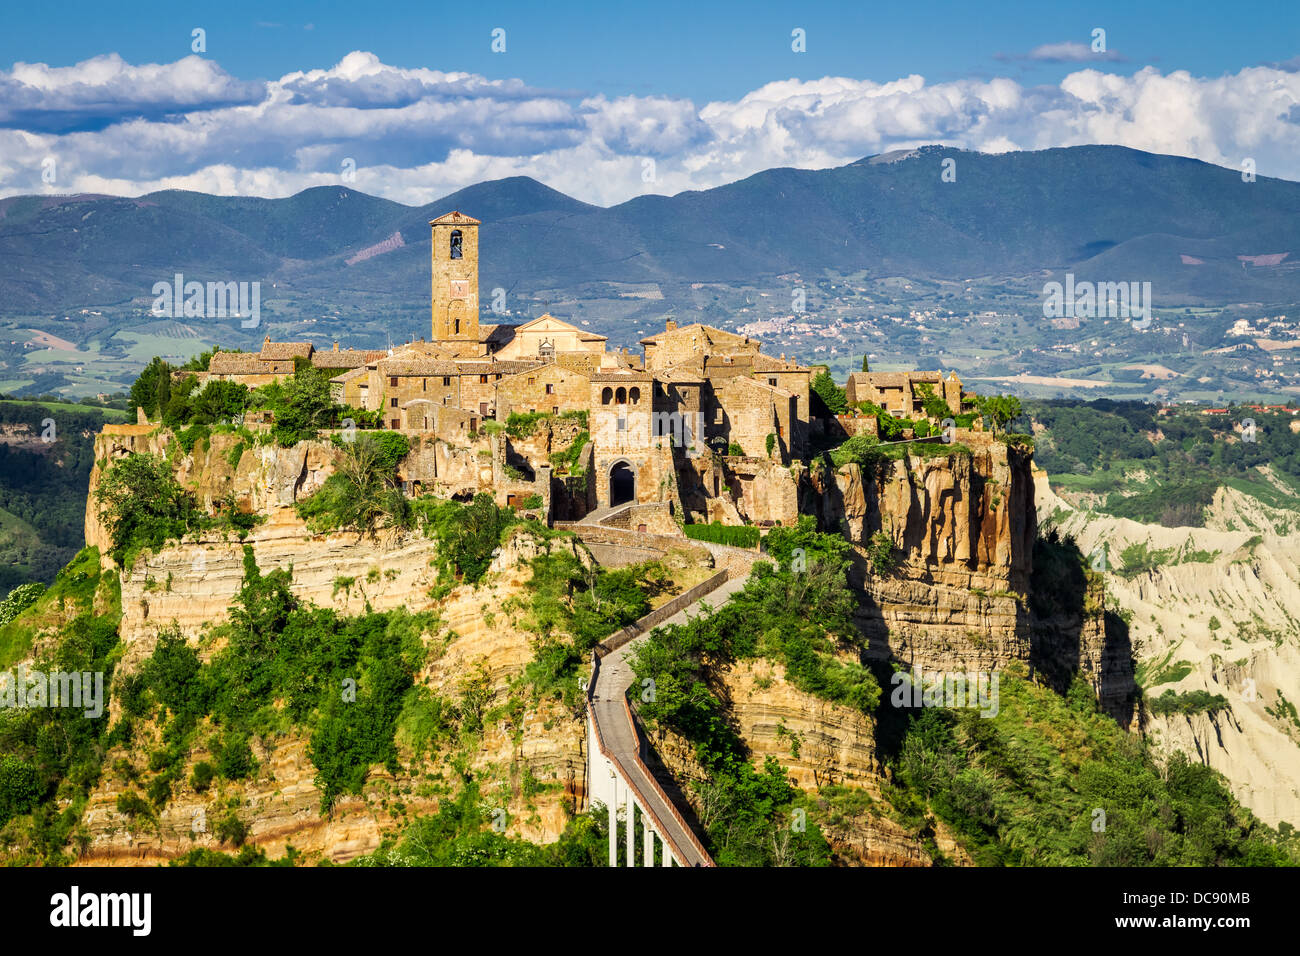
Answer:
[[609, 461, 636, 506]]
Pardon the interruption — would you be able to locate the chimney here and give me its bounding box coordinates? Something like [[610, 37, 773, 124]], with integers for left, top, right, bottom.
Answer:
[[263, 334, 271, 346], [332, 341, 339, 352], [666, 319, 677, 332]]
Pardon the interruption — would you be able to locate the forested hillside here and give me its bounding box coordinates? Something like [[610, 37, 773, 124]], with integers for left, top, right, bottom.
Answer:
[[0, 399, 128, 591]]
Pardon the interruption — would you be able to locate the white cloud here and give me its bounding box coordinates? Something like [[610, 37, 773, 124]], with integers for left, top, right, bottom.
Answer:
[[2, 51, 1298, 206]]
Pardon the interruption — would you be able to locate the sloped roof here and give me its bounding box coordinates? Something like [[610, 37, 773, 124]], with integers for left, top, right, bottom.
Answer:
[[453, 360, 545, 374], [258, 341, 314, 361], [591, 370, 652, 383], [719, 375, 794, 399], [429, 210, 481, 226], [849, 371, 944, 389], [209, 351, 273, 375], [329, 367, 370, 384], [639, 322, 757, 349], [751, 353, 811, 373], [311, 349, 387, 369], [377, 357, 460, 376]]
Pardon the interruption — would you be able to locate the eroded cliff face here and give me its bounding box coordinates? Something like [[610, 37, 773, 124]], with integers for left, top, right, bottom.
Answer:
[[800, 438, 1039, 678], [86, 424, 342, 560], [1039, 476, 1300, 826], [639, 657, 969, 866], [78, 537, 591, 866]]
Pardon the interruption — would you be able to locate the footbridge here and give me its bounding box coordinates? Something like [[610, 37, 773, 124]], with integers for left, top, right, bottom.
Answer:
[[585, 568, 750, 867]]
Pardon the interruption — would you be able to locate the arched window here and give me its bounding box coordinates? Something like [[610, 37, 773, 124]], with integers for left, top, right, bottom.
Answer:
[[615, 387, 627, 404], [450, 230, 463, 259], [629, 387, 640, 405], [602, 387, 613, 405]]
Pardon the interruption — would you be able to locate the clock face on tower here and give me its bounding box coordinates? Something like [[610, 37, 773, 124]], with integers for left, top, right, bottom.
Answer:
[[449, 279, 469, 299]]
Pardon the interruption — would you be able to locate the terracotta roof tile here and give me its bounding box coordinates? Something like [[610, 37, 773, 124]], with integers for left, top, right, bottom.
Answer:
[[257, 341, 314, 361]]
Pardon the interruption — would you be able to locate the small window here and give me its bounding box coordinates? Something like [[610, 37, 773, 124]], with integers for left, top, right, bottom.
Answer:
[[450, 229, 463, 259], [479, 374, 488, 384], [545, 383, 554, 395], [495, 373, 502, 380], [454, 319, 461, 335], [552, 406, 559, 415], [629, 387, 640, 405], [528, 377, 535, 385], [390, 398, 398, 408], [422, 378, 427, 391], [602, 387, 613, 405], [617, 416, 626, 432], [390, 376, 398, 387], [442, 376, 451, 386], [715, 408, 724, 424], [616, 387, 627, 404], [768, 378, 777, 387], [391, 419, 400, 428]]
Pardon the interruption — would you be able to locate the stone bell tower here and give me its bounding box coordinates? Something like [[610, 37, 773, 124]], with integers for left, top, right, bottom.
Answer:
[[430, 210, 480, 343]]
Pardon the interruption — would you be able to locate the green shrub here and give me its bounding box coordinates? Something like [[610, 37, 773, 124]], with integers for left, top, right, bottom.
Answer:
[[505, 411, 551, 439], [0, 755, 41, 826], [214, 810, 248, 846], [190, 761, 215, 793], [867, 531, 896, 574], [0, 582, 46, 627], [683, 521, 760, 548], [1148, 689, 1231, 717]]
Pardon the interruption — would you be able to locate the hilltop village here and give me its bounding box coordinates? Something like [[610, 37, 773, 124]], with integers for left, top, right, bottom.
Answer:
[[54, 210, 1154, 868], [191, 210, 971, 527]]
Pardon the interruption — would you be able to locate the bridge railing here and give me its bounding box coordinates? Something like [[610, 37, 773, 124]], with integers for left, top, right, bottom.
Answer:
[[596, 569, 729, 658]]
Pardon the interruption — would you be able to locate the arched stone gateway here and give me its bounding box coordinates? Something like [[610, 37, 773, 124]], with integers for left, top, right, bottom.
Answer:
[[609, 460, 636, 506]]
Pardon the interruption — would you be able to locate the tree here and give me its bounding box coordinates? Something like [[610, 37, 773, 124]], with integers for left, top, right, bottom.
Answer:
[[129, 358, 172, 419], [93, 453, 200, 565], [811, 371, 848, 416], [976, 394, 1023, 435], [916, 383, 953, 421], [861, 355, 870, 373], [190, 379, 250, 425], [269, 366, 337, 445]]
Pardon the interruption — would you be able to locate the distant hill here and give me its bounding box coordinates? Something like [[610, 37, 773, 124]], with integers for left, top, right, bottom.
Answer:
[[4, 145, 1300, 316]]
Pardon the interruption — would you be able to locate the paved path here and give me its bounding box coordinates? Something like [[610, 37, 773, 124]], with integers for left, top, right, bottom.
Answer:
[[589, 574, 749, 867]]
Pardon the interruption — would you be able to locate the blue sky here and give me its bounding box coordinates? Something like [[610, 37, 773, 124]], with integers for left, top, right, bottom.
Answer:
[[4, 0, 1294, 98], [0, 0, 1297, 203]]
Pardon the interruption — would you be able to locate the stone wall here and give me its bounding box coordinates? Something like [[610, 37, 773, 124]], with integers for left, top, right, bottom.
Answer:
[[497, 363, 591, 420]]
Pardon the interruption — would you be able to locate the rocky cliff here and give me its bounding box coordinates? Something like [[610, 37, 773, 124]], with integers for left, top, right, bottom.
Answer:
[[1039, 476, 1300, 827], [639, 656, 969, 866], [800, 437, 1036, 674], [78, 532, 592, 865]]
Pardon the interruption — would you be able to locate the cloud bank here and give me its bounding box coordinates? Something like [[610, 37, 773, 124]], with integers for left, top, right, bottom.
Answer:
[[1, 50, 1297, 206]]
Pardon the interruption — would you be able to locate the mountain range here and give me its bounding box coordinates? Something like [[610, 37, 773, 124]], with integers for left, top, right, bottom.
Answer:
[[4, 144, 1300, 319]]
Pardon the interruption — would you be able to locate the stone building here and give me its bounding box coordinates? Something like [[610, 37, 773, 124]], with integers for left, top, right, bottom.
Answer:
[[496, 361, 592, 419], [845, 370, 966, 418], [236, 209, 854, 525], [201, 338, 384, 389], [640, 321, 760, 370], [491, 313, 607, 362]]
